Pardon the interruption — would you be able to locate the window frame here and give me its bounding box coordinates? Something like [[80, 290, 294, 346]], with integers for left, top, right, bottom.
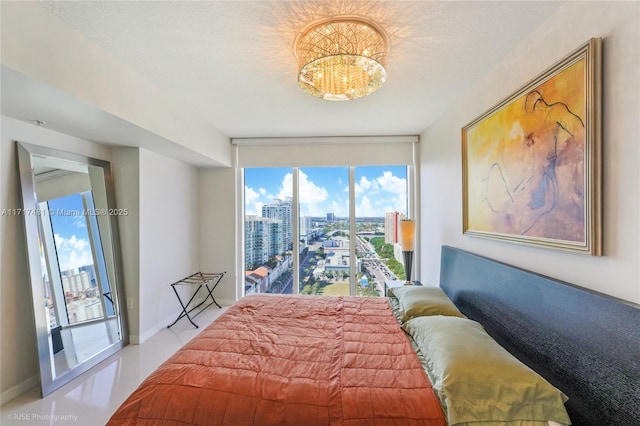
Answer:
[[235, 136, 420, 298]]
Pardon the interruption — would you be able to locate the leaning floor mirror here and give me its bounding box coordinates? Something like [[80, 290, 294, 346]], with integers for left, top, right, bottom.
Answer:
[[16, 141, 128, 396]]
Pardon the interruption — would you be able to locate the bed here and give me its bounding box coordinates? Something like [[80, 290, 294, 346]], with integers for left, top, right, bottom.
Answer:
[[108, 295, 448, 425], [439, 246, 640, 426], [108, 245, 639, 425]]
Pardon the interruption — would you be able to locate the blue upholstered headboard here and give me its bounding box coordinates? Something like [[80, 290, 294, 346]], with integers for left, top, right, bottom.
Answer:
[[439, 246, 640, 426]]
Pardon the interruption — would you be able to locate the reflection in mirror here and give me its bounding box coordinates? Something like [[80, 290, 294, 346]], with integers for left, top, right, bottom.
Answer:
[[16, 141, 128, 397]]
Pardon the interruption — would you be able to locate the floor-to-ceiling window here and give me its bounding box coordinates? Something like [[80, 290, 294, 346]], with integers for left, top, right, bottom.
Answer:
[[237, 136, 418, 297], [298, 166, 350, 296], [354, 165, 408, 295], [244, 167, 294, 295]]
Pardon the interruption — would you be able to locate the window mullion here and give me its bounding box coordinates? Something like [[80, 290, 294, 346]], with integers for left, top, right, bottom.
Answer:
[[349, 167, 356, 296], [292, 167, 300, 295]]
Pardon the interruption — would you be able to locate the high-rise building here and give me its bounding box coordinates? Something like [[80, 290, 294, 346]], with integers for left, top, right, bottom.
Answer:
[[78, 264, 97, 287], [300, 216, 312, 243], [245, 216, 268, 268], [265, 219, 284, 258], [384, 211, 405, 244], [262, 198, 292, 251], [326, 212, 335, 223], [245, 216, 262, 268], [61, 271, 92, 297]]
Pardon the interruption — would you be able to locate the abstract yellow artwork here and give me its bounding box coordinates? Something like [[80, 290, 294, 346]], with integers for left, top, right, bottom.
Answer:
[[463, 39, 601, 255]]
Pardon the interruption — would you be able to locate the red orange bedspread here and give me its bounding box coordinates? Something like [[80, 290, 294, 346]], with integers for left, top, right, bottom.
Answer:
[[108, 295, 445, 425]]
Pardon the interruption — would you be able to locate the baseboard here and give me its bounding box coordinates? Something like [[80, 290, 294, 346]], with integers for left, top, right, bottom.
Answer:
[[0, 374, 39, 405], [134, 299, 233, 345], [134, 309, 178, 344]]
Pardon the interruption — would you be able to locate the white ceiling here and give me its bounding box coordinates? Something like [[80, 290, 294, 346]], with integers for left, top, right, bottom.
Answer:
[[24, 0, 564, 140]]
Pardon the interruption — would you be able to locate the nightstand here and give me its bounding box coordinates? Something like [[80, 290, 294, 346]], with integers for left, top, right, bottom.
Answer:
[[384, 280, 423, 296]]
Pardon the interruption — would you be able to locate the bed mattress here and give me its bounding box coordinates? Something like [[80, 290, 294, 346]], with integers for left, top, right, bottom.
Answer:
[[108, 294, 446, 425]]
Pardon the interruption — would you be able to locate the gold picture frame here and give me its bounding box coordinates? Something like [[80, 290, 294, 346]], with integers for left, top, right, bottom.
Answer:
[[462, 38, 601, 255]]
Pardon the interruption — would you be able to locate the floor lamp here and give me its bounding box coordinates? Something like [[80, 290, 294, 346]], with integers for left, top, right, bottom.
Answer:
[[399, 219, 416, 285]]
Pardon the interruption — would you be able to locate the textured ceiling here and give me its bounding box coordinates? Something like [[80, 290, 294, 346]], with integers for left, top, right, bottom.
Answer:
[[34, 1, 563, 139]]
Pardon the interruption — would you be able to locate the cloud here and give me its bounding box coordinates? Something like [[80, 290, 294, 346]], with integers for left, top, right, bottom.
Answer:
[[376, 171, 406, 195], [61, 250, 94, 273], [303, 203, 326, 217], [73, 217, 87, 229], [300, 172, 329, 203], [355, 171, 406, 198], [277, 173, 293, 199], [53, 234, 93, 272], [355, 176, 376, 196], [278, 171, 328, 204], [245, 185, 260, 204], [328, 199, 349, 217], [353, 171, 408, 216], [246, 168, 407, 218], [244, 184, 281, 216], [54, 234, 89, 252], [244, 185, 263, 215], [356, 196, 376, 217]]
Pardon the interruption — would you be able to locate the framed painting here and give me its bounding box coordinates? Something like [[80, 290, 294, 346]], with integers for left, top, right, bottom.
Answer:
[[462, 38, 601, 255]]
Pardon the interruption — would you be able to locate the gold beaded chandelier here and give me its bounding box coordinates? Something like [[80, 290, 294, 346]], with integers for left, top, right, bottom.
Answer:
[[296, 17, 388, 101]]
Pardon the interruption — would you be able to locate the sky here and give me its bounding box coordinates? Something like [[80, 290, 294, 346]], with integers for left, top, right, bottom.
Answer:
[[244, 166, 408, 217], [46, 193, 94, 273]]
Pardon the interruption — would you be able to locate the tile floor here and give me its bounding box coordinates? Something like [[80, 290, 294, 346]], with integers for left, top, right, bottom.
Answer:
[[1, 307, 225, 426]]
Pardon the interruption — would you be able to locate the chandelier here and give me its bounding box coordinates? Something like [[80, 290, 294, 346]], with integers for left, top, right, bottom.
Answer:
[[296, 17, 388, 101]]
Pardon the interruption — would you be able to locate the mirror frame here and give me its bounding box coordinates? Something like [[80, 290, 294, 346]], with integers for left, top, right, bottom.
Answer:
[[16, 141, 129, 396]]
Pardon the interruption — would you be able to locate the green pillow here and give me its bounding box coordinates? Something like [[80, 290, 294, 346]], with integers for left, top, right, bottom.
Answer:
[[389, 285, 465, 322], [403, 316, 570, 426]]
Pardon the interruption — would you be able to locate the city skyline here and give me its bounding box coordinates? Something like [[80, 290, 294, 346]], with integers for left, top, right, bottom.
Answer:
[[245, 166, 408, 218]]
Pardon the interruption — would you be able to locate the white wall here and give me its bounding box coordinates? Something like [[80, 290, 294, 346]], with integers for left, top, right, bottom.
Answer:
[[0, 116, 112, 403], [113, 147, 202, 344], [420, 2, 640, 304], [198, 167, 238, 306], [138, 148, 199, 341]]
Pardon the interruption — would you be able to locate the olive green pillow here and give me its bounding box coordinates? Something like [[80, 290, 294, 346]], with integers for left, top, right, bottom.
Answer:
[[403, 316, 570, 426], [389, 285, 465, 322]]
